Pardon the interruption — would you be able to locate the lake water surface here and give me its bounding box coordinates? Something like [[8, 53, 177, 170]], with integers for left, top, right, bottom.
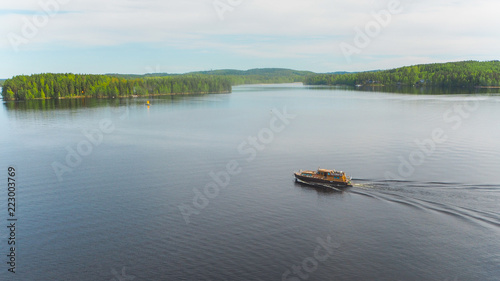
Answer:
[[1, 84, 499, 280]]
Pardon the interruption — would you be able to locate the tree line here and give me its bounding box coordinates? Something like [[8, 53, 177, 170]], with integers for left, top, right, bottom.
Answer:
[[304, 61, 500, 88], [190, 68, 313, 85], [1, 73, 232, 100], [107, 68, 313, 85], [3, 62, 499, 100]]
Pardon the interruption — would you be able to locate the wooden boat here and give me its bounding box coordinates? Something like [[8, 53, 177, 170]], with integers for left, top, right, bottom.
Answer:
[[294, 168, 352, 187]]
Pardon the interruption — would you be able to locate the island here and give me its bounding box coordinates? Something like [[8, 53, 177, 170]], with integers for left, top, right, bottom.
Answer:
[[1, 69, 314, 101]]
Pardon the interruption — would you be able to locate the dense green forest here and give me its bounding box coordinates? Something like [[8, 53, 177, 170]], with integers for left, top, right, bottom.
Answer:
[[304, 61, 500, 88], [189, 68, 314, 85], [2, 68, 309, 100], [1, 73, 232, 100], [108, 68, 313, 85], [3, 62, 499, 100]]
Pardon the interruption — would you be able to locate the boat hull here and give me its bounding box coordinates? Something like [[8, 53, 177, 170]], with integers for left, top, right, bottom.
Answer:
[[294, 173, 352, 187]]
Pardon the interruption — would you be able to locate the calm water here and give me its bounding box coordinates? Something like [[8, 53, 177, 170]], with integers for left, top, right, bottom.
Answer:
[[1, 84, 499, 280]]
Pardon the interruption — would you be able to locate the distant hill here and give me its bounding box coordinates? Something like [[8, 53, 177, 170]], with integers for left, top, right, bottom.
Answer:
[[107, 68, 315, 85], [190, 68, 313, 76], [305, 61, 500, 88], [188, 68, 314, 85], [106, 73, 177, 79], [106, 68, 315, 85], [325, 71, 351, 75]]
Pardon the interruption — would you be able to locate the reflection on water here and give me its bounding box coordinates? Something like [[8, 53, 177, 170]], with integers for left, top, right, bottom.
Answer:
[[306, 84, 500, 95], [2, 93, 223, 111], [1, 84, 499, 281]]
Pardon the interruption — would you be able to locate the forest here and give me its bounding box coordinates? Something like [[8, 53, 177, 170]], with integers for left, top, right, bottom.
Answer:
[[1, 73, 232, 100], [304, 61, 500, 88], [108, 68, 313, 85], [1, 68, 311, 100], [189, 68, 314, 85], [3, 61, 499, 100]]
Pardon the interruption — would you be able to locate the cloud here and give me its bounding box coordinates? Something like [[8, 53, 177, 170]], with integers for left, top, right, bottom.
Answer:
[[0, 0, 499, 75]]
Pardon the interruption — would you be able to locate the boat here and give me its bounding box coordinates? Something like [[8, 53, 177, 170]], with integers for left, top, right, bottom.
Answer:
[[294, 168, 352, 187]]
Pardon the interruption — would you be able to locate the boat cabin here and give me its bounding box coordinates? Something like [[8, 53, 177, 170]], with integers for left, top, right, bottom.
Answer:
[[317, 169, 347, 181]]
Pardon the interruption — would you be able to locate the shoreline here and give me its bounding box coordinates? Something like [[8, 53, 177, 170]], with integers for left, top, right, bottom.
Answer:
[[475, 86, 500, 89], [1, 91, 231, 101]]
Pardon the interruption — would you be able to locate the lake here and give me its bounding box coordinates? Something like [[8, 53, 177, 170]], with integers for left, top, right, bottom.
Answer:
[[1, 84, 499, 280]]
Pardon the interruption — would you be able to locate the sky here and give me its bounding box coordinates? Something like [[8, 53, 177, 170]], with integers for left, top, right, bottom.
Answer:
[[0, 0, 499, 78]]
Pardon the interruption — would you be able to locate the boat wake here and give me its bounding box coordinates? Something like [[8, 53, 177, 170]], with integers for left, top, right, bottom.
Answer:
[[349, 179, 500, 229]]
